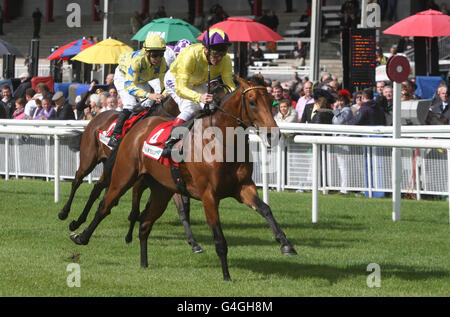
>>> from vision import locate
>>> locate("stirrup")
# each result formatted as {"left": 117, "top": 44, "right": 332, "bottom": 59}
{"left": 107, "top": 135, "right": 119, "bottom": 148}
{"left": 161, "top": 138, "right": 179, "bottom": 158}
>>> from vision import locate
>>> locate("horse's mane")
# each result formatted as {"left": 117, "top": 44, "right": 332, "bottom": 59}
{"left": 149, "top": 96, "right": 176, "bottom": 119}
{"left": 218, "top": 75, "right": 267, "bottom": 106}
{"left": 247, "top": 75, "right": 266, "bottom": 87}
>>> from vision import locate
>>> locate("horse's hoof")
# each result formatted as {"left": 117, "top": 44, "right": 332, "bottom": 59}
{"left": 58, "top": 210, "right": 68, "bottom": 220}
{"left": 192, "top": 245, "right": 203, "bottom": 253}
{"left": 69, "top": 221, "right": 79, "bottom": 231}
{"left": 125, "top": 235, "right": 132, "bottom": 244}
{"left": 281, "top": 245, "right": 297, "bottom": 255}
{"left": 70, "top": 233, "right": 88, "bottom": 245}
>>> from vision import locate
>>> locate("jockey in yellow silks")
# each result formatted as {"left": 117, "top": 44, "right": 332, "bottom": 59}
{"left": 162, "top": 28, "right": 235, "bottom": 157}
{"left": 108, "top": 34, "right": 167, "bottom": 149}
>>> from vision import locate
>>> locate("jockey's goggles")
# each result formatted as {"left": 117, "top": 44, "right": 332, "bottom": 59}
{"left": 210, "top": 49, "right": 227, "bottom": 57}
{"left": 148, "top": 50, "right": 164, "bottom": 58}
{"left": 208, "top": 44, "right": 229, "bottom": 57}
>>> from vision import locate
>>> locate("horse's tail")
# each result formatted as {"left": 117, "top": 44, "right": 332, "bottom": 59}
{"left": 68, "top": 130, "right": 83, "bottom": 152}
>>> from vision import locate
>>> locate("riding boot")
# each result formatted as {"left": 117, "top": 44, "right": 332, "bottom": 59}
{"left": 161, "top": 118, "right": 186, "bottom": 158}
{"left": 107, "top": 109, "right": 132, "bottom": 148}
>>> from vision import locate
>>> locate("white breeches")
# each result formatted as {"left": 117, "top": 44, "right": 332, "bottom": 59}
{"left": 114, "top": 67, "right": 153, "bottom": 111}
{"left": 164, "top": 70, "right": 207, "bottom": 122}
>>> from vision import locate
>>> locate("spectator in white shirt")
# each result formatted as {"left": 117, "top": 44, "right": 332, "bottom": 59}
{"left": 295, "top": 81, "right": 314, "bottom": 121}
{"left": 24, "top": 88, "right": 37, "bottom": 119}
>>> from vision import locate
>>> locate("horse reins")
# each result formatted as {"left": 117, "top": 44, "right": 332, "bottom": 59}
{"left": 214, "top": 85, "right": 266, "bottom": 129}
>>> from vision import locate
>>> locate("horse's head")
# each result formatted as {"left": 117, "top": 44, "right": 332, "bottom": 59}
{"left": 236, "top": 74, "right": 279, "bottom": 147}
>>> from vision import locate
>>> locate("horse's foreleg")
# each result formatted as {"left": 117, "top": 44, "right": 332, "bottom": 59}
{"left": 125, "top": 178, "right": 147, "bottom": 244}
{"left": 70, "top": 172, "right": 137, "bottom": 246}
{"left": 58, "top": 167, "right": 92, "bottom": 220}
{"left": 172, "top": 194, "right": 203, "bottom": 253}
{"left": 138, "top": 185, "right": 173, "bottom": 268}
{"left": 202, "top": 191, "right": 230, "bottom": 281}
{"left": 69, "top": 172, "right": 108, "bottom": 231}
{"left": 59, "top": 144, "right": 98, "bottom": 220}
{"left": 239, "top": 184, "right": 297, "bottom": 255}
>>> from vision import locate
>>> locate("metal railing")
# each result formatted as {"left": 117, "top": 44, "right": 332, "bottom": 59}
{"left": 1, "top": 120, "right": 450, "bottom": 225}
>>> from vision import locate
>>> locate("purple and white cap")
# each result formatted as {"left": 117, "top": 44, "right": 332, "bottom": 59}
{"left": 174, "top": 39, "right": 192, "bottom": 55}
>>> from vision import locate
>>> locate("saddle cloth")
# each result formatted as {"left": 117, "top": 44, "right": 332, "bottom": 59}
{"left": 98, "top": 110, "right": 147, "bottom": 148}
{"left": 142, "top": 121, "right": 181, "bottom": 168}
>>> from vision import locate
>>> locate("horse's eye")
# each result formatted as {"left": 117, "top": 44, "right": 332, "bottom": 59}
{"left": 249, "top": 100, "right": 257, "bottom": 108}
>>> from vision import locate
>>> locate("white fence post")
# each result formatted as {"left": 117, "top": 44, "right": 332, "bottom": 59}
{"left": 414, "top": 149, "right": 421, "bottom": 200}
{"left": 4, "top": 137, "right": 9, "bottom": 180}
{"left": 448, "top": 149, "right": 450, "bottom": 225}
{"left": 54, "top": 134, "right": 60, "bottom": 203}
{"left": 367, "top": 146, "right": 373, "bottom": 198}
{"left": 392, "top": 81, "right": 402, "bottom": 221}
{"left": 276, "top": 135, "right": 283, "bottom": 192}
{"left": 321, "top": 145, "right": 327, "bottom": 195}
{"left": 45, "top": 136, "right": 51, "bottom": 182}
{"left": 14, "top": 135, "right": 19, "bottom": 179}
{"left": 261, "top": 139, "right": 269, "bottom": 205}
{"left": 312, "top": 143, "right": 319, "bottom": 223}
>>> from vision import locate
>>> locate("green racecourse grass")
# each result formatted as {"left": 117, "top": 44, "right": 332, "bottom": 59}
{"left": 0, "top": 178, "right": 449, "bottom": 297}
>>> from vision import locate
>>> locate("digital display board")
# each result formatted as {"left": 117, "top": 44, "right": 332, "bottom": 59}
{"left": 350, "top": 28, "right": 376, "bottom": 90}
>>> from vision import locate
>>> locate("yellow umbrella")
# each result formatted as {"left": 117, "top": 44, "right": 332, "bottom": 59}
{"left": 71, "top": 38, "right": 133, "bottom": 64}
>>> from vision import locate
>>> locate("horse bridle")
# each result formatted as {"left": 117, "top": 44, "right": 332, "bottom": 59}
{"left": 240, "top": 85, "right": 267, "bottom": 128}
{"left": 214, "top": 85, "right": 267, "bottom": 129}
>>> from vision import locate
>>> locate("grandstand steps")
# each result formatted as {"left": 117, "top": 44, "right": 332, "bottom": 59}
{"left": 0, "top": 9, "right": 345, "bottom": 81}
{"left": 1, "top": 14, "right": 135, "bottom": 59}
{"left": 1, "top": 10, "right": 344, "bottom": 61}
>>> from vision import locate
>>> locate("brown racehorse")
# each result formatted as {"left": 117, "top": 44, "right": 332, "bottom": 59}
{"left": 59, "top": 99, "right": 202, "bottom": 252}
{"left": 70, "top": 75, "right": 297, "bottom": 281}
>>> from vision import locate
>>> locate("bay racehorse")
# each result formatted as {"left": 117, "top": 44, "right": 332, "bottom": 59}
{"left": 70, "top": 75, "right": 297, "bottom": 281}
{"left": 59, "top": 99, "right": 202, "bottom": 252}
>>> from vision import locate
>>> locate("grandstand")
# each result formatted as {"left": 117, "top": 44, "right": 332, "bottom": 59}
{"left": 0, "top": 2, "right": 445, "bottom": 84}
{"left": 0, "top": 7, "right": 347, "bottom": 83}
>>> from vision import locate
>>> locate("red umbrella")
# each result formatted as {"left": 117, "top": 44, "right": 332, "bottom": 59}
{"left": 383, "top": 9, "right": 450, "bottom": 37}
{"left": 46, "top": 38, "right": 94, "bottom": 61}
{"left": 383, "top": 9, "right": 450, "bottom": 75}
{"left": 197, "top": 17, "right": 284, "bottom": 42}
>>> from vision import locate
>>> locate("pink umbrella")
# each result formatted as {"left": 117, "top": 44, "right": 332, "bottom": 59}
{"left": 383, "top": 9, "right": 450, "bottom": 37}
{"left": 383, "top": 9, "right": 450, "bottom": 75}
{"left": 198, "top": 17, "right": 284, "bottom": 78}
{"left": 197, "top": 17, "right": 284, "bottom": 42}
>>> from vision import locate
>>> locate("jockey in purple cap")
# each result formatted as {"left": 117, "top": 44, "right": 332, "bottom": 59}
{"left": 161, "top": 28, "right": 236, "bottom": 157}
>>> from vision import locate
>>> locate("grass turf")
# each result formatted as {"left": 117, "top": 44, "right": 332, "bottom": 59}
{"left": 0, "top": 178, "right": 449, "bottom": 297}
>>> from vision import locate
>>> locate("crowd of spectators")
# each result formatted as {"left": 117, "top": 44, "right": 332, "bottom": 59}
{"left": 266, "top": 71, "right": 449, "bottom": 129}
{"left": 0, "top": 73, "right": 120, "bottom": 121}
{"left": 1, "top": 3, "right": 448, "bottom": 129}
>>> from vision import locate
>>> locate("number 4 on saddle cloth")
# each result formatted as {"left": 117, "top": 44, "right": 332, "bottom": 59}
{"left": 142, "top": 120, "right": 190, "bottom": 196}
{"left": 100, "top": 118, "right": 189, "bottom": 196}
{"left": 142, "top": 121, "right": 181, "bottom": 168}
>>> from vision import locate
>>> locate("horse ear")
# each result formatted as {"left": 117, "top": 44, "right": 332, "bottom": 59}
{"left": 257, "top": 72, "right": 264, "bottom": 80}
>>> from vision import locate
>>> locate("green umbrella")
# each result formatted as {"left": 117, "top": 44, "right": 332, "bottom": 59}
{"left": 132, "top": 17, "right": 202, "bottom": 43}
